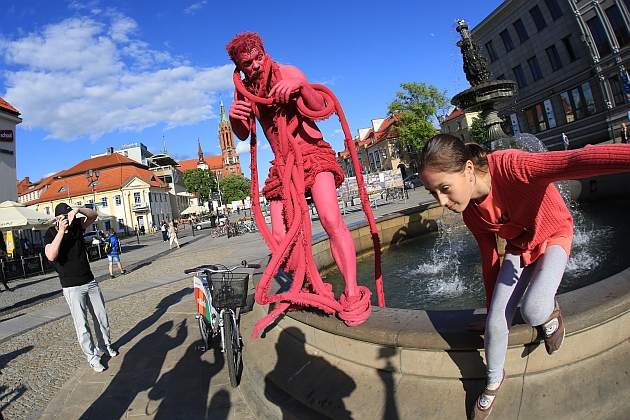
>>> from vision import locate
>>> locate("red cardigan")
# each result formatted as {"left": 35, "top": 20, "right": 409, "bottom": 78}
{"left": 462, "top": 144, "right": 630, "bottom": 306}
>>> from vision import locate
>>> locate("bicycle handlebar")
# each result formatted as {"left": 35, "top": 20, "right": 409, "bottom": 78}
{"left": 183, "top": 260, "right": 261, "bottom": 275}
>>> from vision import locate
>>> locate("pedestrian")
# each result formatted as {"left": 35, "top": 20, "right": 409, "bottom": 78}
{"left": 105, "top": 229, "right": 126, "bottom": 279}
{"left": 417, "top": 134, "right": 630, "bottom": 419}
{"left": 167, "top": 222, "right": 180, "bottom": 250}
{"left": 19, "top": 236, "right": 30, "bottom": 257}
{"left": 621, "top": 122, "right": 628, "bottom": 144}
{"left": 0, "top": 232, "right": 12, "bottom": 292}
{"left": 44, "top": 203, "right": 118, "bottom": 373}
{"left": 160, "top": 220, "right": 168, "bottom": 242}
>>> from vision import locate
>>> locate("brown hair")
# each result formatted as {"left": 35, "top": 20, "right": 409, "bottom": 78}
{"left": 418, "top": 134, "right": 489, "bottom": 174}
{"left": 108, "top": 228, "right": 116, "bottom": 236}
{"left": 226, "top": 32, "right": 265, "bottom": 64}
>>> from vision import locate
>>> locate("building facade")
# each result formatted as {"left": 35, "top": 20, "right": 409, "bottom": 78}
{"left": 22, "top": 152, "right": 170, "bottom": 235}
{"left": 472, "top": 0, "right": 630, "bottom": 150}
{"left": 439, "top": 108, "right": 480, "bottom": 143}
{"left": 338, "top": 117, "right": 419, "bottom": 179}
{"left": 0, "top": 97, "right": 22, "bottom": 203}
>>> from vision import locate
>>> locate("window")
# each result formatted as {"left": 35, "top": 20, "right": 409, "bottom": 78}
{"left": 87, "top": 199, "right": 94, "bottom": 205}
{"left": 500, "top": 30, "right": 514, "bottom": 52}
{"left": 45, "top": 207, "right": 50, "bottom": 215}
{"left": 563, "top": 35, "right": 580, "bottom": 61}
{"left": 560, "top": 82, "right": 597, "bottom": 122}
{"left": 118, "top": 219, "right": 125, "bottom": 230}
{"left": 525, "top": 103, "right": 548, "bottom": 133}
{"left": 546, "top": 45, "right": 563, "bottom": 71}
{"left": 485, "top": 41, "right": 498, "bottom": 61}
{"left": 134, "top": 192, "right": 141, "bottom": 203}
{"left": 626, "top": 0, "right": 630, "bottom": 13}
{"left": 496, "top": 74, "right": 506, "bottom": 80}
{"left": 608, "top": 75, "right": 626, "bottom": 106}
{"left": 605, "top": 5, "right": 630, "bottom": 47}
{"left": 587, "top": 17, "right": 612, "bottom": 57}
{"left": 75, "top": 201, "right": 82, "bottom": 206}
{"left": 528, "top": 56, "right": 544, "bottom": 81}
{"left": 115, "top": 195, "right": 122, "bottom": 205}
{"left": 105, "top": 221, "right": 111, "bottom": 231}
{"left": 513, "top": 65, "right": 527, "bottom": 88}
{"left": 545, "top": 0, "right": 563, "bottom": 20}
{"left": 513, "top": 19, "right": 529, "bottom": 42}
{"left": 59, "top": 186, "right": 68, "bottom": 193}
{"left": 530, "top": 6, "right": 547, "bottom": 31}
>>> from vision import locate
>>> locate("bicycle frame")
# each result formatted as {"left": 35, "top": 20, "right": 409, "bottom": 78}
{"left": 193, "top": 273, "right": 237, "bottom": 354}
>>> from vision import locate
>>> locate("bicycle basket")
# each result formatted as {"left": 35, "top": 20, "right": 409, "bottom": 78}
{"left": 209, "top": 271, "right": 249, "bottom": 308}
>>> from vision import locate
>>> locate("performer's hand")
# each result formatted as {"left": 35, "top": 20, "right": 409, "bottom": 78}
{"left": 229, "top": 100, "right": 252, "bottom": 121}
{"left": 67, "top": 208, "right": 80, "bottom": 226}
{"left": 269, "top": 79, "right": 303, "bottom": 104}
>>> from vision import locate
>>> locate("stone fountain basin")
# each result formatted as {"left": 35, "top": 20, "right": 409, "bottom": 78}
{"left": 240, "top": 174, "right": 630, "bottom": 420}
{"left": 451, "top": 79, "right": 517, "bottom": 112}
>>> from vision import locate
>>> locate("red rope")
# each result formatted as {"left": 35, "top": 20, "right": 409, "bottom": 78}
{"left": 233, "top": 60, "right": 384, "bottom": 338}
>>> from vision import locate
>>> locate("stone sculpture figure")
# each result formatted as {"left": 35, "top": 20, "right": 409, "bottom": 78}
{"left": 456, "top": 20, "right": 491, "bottom": 87}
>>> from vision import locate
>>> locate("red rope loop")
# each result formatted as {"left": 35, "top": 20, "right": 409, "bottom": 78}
{"left": 233, "top": 62, "right": 384, "bottom": 339}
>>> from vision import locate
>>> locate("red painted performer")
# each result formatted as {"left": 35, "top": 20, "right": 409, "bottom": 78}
{"left": 227, "top": 32, "right": 380, "bottom": 336}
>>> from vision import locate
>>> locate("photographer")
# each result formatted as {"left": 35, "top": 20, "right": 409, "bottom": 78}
{"left": 44, "top": 203, "right": 118, "bottom": 372}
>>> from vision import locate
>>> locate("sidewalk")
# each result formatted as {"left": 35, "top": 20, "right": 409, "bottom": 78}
{"left": 0, "top": 189, "right": 433, "bottom": 420}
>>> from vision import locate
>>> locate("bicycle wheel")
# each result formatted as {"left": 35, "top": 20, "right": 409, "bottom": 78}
{"left": 223, "top": 310, "right": 241, "bottom": 387}
{"left": 198, "top": 315, "right": 211, "bottom": 350}
{"left": 211, "top": 227, "right": 219, "bottom": 238}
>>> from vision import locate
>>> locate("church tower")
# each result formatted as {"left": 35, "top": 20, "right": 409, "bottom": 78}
{"left": 196, "top": 138, "right": 209, "bottom": 170}
{"left": 218, "top": 96, "right": 242, "bottom": 180}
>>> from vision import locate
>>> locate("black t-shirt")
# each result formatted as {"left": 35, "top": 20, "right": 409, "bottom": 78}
{"left": 44, "top": 218, "right": 94, "bottom": 288}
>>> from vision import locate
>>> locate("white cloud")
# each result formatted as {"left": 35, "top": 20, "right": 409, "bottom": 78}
{"left": 0, "top": 15, "right": 233, "bottom": 141}
{"left": 184, "top": 1, "right": 208, "bottom": 14}
{"left": 330, "top": 129, "right": 343, "bottom": 136}
{"left": 235, "top": 140, "right": 251, "bottom": 154}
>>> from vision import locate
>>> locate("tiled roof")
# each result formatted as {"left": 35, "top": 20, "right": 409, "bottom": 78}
{"left": 374, "top": 118, "right": 399, "bottom": 143}
{"left": 443, "top": 107, "right": 464, "bottom": 123}
{"left": 0, "top": 97, "right": 20, "bottom": 115}
{"left": 59, "top": 153, "right": 145, "bottom": 177}
{"left": 22, "top": 154, "right": 164, "bottom": 206}
{"left": 178, "top": 156, "right": 223, "bottom": 172}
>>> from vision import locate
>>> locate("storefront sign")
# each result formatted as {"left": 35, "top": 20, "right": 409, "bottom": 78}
{"left": 0, "top": 130, "right": 14, "bottom": 142}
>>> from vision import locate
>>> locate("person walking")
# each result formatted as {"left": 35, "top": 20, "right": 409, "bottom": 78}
{"left": 417, "top": 134, "right": 630, "bottom": 419}
{"left": 168, "top": 222, "right": 180, "bottom": 250}
{"left": 105, "top": 229, "right": 126, "bottom": 279}
{"left": 621, "top": 122, "right": 628, "bottom": 144}
{"left": 44, "top": 203, "right": 118, "bottom": 373}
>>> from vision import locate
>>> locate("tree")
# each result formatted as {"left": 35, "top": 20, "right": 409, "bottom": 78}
{"left": 387, "top": 82, "right": 450, "bottom": 151}
{"left": 183, "top": 168, "right": 217, "bottom": 204}
{"left": 219, "top": 174, "right": 251, "bottom": 204}
{"left": 470, "top": 116, "right": 486, "bottom": 144}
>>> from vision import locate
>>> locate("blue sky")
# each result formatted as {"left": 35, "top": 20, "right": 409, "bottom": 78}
{"left": 1, "top": 0, "right": 503, "bottom": 185}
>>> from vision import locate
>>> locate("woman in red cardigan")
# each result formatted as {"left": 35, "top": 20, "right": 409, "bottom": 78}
{"left": 418, "top": 134, "right": 630, "bottom": 420}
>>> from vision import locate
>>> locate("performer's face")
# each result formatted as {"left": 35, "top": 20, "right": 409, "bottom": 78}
{"left": 237, "top": 48, "right": 266, "bottom": 80}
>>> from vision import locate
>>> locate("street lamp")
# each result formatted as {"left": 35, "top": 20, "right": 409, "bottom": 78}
{"left": 85, "top": 169, "right": 100, "bottom": 209}
{"left": 57, "top": 176, "right": 70, "bottom": 203}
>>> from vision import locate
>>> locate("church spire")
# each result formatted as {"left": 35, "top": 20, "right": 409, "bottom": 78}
{"left": 197, "top": 138, "right": 204, "bottom": 163}
{"left": 219, "top": 94, "right": 229, "bottom": 124}
{"left": 163, "top": 133, "right": 168, "bottom": 154}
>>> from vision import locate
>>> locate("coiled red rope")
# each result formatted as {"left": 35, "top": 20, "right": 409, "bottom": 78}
{"left": 233, "top": 59, "right": 384, "bottom": 338}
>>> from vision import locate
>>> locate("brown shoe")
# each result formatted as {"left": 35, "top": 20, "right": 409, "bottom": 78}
{"left": 472, "top": 370, "right": 505, "bottom": 420}
{"left": 541, "top": 299, "right": 565, "bottom": 355}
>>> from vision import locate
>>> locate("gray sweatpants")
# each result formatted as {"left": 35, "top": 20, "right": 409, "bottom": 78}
{"left": 63, "top": 279, "right": 112, "bottom": 364}
{"left": 485, "top": 245, "right": 568, "bottom": 385}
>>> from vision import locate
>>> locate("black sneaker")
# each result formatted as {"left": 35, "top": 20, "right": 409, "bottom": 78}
{"left": 110, "top": 275, "right": 115, "bottom": 279}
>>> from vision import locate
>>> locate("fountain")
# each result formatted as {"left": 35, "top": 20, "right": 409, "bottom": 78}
{"left": 238, "top": 19, "right": 630, "bottom": 420}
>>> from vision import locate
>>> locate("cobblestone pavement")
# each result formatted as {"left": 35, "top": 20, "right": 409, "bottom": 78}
{"left": 0, "top": 190, "right": 433, "bottom": 419}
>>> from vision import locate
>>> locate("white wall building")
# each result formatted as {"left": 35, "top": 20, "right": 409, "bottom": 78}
{"left": 0, "top": 98, "right": 22, "bottom": 203}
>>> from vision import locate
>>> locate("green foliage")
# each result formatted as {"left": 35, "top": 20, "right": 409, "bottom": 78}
{"left": 387, "top": 82, "right": 450, "bottom": 151}
{"left": 219, "top": 174, "right": 251, "bottom": 204}
{"left": 470, "top": 116, "right": 486, "bottom": 144}
{"left": 183, "top": 168, "right": 217, "bottom": 203}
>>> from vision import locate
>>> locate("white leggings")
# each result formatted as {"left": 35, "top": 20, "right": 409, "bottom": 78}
{"left": 485, "top": 245, "right": 568, "bottom": 385}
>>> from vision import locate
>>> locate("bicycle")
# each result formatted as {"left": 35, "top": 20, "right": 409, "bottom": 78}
{"left": 184, "top": 260, "right": 261, "bottom": 387}
{"left": 210, "top": 223, "right": 228, "bottom": 238}
{"left": 385, "top": 187, "right": 408, "bottom": 201}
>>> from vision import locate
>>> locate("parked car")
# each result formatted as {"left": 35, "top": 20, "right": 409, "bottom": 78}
{"left": 193, "top": 214, "right": 228, "bottom": 230}
{"left": 403, "top": 174, "right": 423, "bottom": 190}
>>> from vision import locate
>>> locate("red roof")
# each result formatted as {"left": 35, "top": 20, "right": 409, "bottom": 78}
{"left": 22, "top": 154, "right": 165, "bottom": 206}
{"left": 178, "top": 156, "right": 223, "bottom": 172}
{"left": 0, "top": 97, "right": 20, "bottom": 115}
{"left": 443, "top": 107, "right": 464, "bottom": 123}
